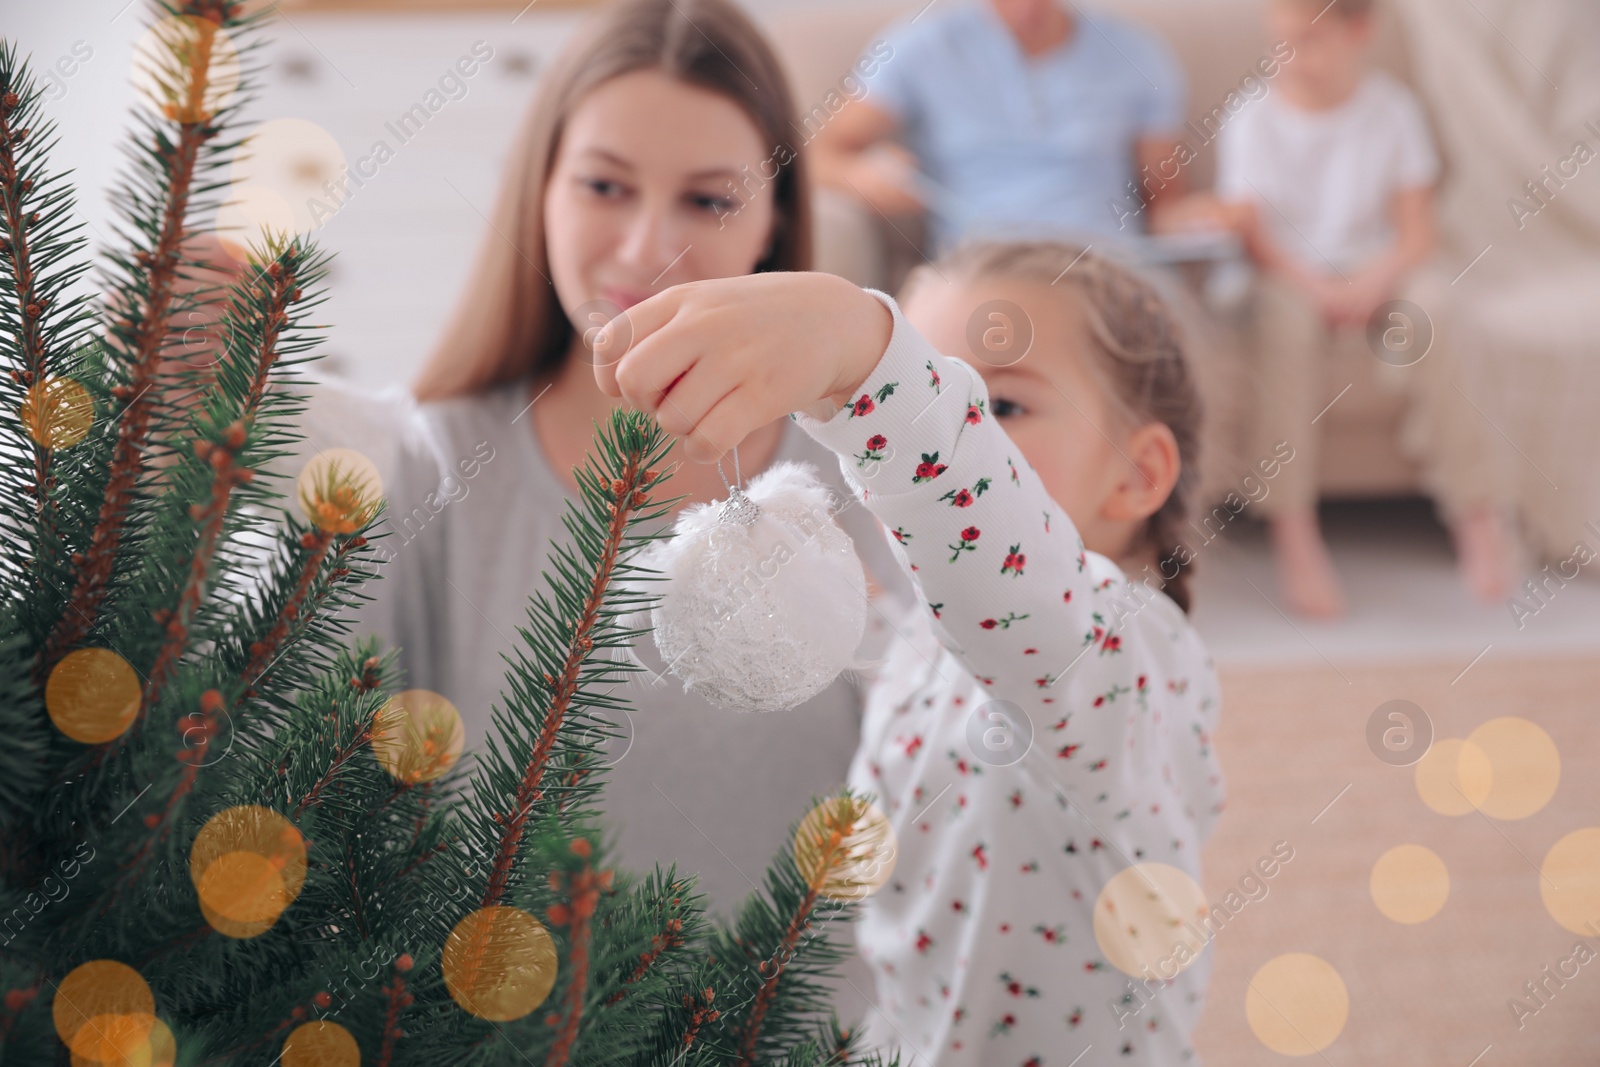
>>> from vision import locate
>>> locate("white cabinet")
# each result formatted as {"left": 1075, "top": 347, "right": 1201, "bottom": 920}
{"left": 249, "top": 12, "right": 585, "bottom": 387}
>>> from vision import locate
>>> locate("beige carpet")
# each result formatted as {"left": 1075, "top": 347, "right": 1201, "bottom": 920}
{"left": 1191, "top": 655, "right": 1600, "bottom": 1066}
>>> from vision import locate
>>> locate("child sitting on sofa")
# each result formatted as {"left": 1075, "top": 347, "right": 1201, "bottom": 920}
{"left": 1202, "top": 0, "right": 1512, "bottom": 616}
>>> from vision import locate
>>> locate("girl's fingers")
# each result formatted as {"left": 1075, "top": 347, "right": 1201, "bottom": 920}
{"left": 682, "top": 384, "right": 763, "bottom": 465}
{"left": 592, "top": 289, "right": 685, "bottom": 396}
{"left": 650, "top": 356, "right": 740, "bottom": 444}
{"left": 610, "top": 326, "right": 703, "bottom": 417}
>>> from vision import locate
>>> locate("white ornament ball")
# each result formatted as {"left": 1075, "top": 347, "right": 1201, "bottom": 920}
{"left": 637, "top": 460, "right": 868, "bottom": 713}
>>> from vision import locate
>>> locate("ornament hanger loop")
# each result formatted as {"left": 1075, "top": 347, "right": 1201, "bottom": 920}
{"left": 715, "top": 446, "right": 745, "bottom": 494}
{"left": 716, "top": 445, "right": 760, "bottom": 526}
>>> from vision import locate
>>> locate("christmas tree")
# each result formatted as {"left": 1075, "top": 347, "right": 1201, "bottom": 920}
{"left": 0, "top": 3, "right": 897, "bottom": 1064}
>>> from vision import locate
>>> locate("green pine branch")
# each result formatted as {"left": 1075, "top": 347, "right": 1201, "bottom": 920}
{"left": 0, "top": 3, "right": 895, "bottom": 1062}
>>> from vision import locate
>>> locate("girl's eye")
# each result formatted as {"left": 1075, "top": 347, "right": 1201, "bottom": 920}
{"left": 992, "top": 397, "right": 1026, "bottom": 419}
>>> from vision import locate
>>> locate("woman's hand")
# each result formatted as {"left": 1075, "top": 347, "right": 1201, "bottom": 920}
{"left": 592, "top": 272, "right": 893, "bottom": 463}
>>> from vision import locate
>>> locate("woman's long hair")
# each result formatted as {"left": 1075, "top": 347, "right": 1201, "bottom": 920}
{"left": 411, "top": 0, "right": 812, "bottom": 401}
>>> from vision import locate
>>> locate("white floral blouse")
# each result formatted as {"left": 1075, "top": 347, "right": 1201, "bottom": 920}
{"left": 796, "top": 290, "right": 1227, "bottom": 1066}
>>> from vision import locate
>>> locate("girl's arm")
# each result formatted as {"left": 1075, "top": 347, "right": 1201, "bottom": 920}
{"left": 592, "top": 274, "right": 1134, "bottom": 711}
{"left": 794, "top": 291, "right": 1132, "bottom": 713}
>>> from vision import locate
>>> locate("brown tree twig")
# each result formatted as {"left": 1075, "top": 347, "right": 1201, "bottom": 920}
{"left": 0, "top": 89, "right": 57, "bottom": 529}
{"left": 141, "top": 425, "right": 251, "bottom": 712}
{"left": 732, "top": 801, "right": 860, "bottom": 1067}
{"left": 478, "top": 464, "right": 655, "bottom": 910}
{"left": 377, "top": 955, "right": 414, "bottom": 1067}
{"left": 542, "top": 841, "right": 608, "bottom": 1067}
{"left": 40, "top": 1, "right": 234, "bottom": 673}
{"left": 239, "top": 528, "right": 342, "bottom": 699}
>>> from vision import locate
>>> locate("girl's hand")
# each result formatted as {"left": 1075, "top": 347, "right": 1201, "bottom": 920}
{"left": 592, "top": 272, "right": 893, "bottom": 463}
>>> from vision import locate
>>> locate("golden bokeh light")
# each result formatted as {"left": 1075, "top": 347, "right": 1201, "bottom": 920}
{"left": 215, "top": 183, "right": 297, "bottom": 265}
{"left": 1540, "top": 827, "right": 1600, "bottom": 936}
{"left": 196, "top": 850, "right": 291, "bottom": 938}
{"left": 372, "top": 689, "right": 465, "bottom": 784}
{"left": 1093, "top": 862, "right": 1212, "bottom": 978}
{"left": 793, "top": 797, "right": 897, "bottom": 902}
{"left": 282, "top": 1020, "right": 360, "bottom": 1067}
{"left": 20, "top": 376, "right": 94, "bottom": 449}
{"left": 45, "top": 647, "right": 141, "bottom": 745}
{"left": 1464, "top": 716, "right": 1559, "bottom": 820}
{"left": 297, "top": 448, "right": 383, "bottom": 534}
{"left": 1413, "top": 737, "right": 1492, "bottom": 815}
{"left": 229, "top": 118, "right": 347, "bottom": 235}
{"left": 1245, "top": 953, "right": 1349, "bottom": 1055}
{"left": 442, "top": 906, "right": 559, "bottom": 1022}
{"left": 1370, "top": 844, "right": 1450, "bottom": 924}
{"left": 52, "top": 961, "right": 154, "bottom": 1060}
{"left": 69, "top": 1015, "right": 175, "bottom": 1067}
{"left": 189, "top": 806, "right": 307, "bottom": 939}
{"left": 131, "top": 15, "right": 241, "bottom": 122}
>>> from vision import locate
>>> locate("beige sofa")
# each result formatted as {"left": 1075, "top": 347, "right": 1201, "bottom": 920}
{"left": 771, "top": 0, "right": 1425, "bottom": 504}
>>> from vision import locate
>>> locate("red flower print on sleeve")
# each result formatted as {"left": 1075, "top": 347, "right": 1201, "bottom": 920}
{"left": 965, "top": 399, "right": 984, "bottom": 424}
{"left": 926, "top": 360, "right": 941, "bottom": 391}
{"left": 937, "top": 476, "right": 990, "bottom": 508}
{"left": 948, "top": 526, "right": 980, "bottom": 562}
{"left": 854, "top": 433, "right": 889, "bottom": 468}
{"left": 941, "top": 487, "right": 974, "bottom": 507}
{"left": 1001, "top": 544, "right": 1026, "bottom": 577}
{"left": 913, "top": 452, "right": 948, "bottom": 484}
{"left": 848, "top": 380, "right": 899, "bottom": 418}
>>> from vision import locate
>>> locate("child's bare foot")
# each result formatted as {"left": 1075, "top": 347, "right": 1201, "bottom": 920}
{"left": 1453, "top": 505, "right": 1515, "bottom": 603}
{"left": 1269, "top": 510, "right": 1345, "bottom": 619}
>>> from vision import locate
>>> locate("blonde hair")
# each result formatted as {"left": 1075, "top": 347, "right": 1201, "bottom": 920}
{"left": 902, "top": 241, "right": 1204, "bottom": 613}
{"left": 411, "top": 0, "right": 811, "bottom": 402}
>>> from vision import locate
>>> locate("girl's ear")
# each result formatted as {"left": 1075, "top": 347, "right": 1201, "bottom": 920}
{"left": 1103, "top": 421, "right": 1181, "bottom": 525}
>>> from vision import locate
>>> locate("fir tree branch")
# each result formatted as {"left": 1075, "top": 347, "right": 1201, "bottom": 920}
{"left": 479, "top": 428, "right": 663, "bottom": 910}
{"left": 114, "top": 687, "right": 226, "bottom": 899}
{"left": 543, "top": 839, "right": 607, "bottom": 1067}
{"left": 378, "top": 955, "right": 415, "bottom": 1067}
{"left": 40, "top": 0, "right": 238, "bottom": 671}
{"left": 0, "top": 45, "right": 98, "bottom": 660}
{"left": 237, "top": 254, "right": 299, "bottom": 413}
{"left": 0, "top": 84, "right": 55, "bottom": 525}
{"left": 732, "top": 801, "right": 862, "bottom": 1067}
{"left": 606, "top": 912, "right": 686, "bottom": 1005}
{"left": 141, "top": 425, "right": 252, "bottom": 711}
{"left": 239, "top": 527, "right": 342, "bottom": 698}
{"left": 680, "top": 987, "right": 720, "bottom": 1053}
{"left": 290, "top": 713, "right": 376, "bottom": 820}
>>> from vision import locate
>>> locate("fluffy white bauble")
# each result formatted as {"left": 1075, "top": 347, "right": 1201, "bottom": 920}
{"left": 635, "top": 461, "right": 868, "bottom": 712}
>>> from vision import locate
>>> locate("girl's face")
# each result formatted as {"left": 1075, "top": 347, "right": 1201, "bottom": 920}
{"left": 544, "top": 69, "right": 778, "bottom": 332}
{"left": 901, "top": 277, "right": 1179, "bottom": 561}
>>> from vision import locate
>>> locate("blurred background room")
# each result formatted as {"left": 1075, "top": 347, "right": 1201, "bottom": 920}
{"left": 12, "top": 0, "right": 1600, "bottom": 1062}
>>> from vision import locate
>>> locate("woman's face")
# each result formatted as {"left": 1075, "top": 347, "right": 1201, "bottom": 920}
{"left": 544, "top": 69, "right": 779, "bottom": 337}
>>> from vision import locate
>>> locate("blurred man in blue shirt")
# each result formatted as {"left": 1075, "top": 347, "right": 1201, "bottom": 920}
{"left": 812, "top": 0, "right": 1191, "bottom": 251}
